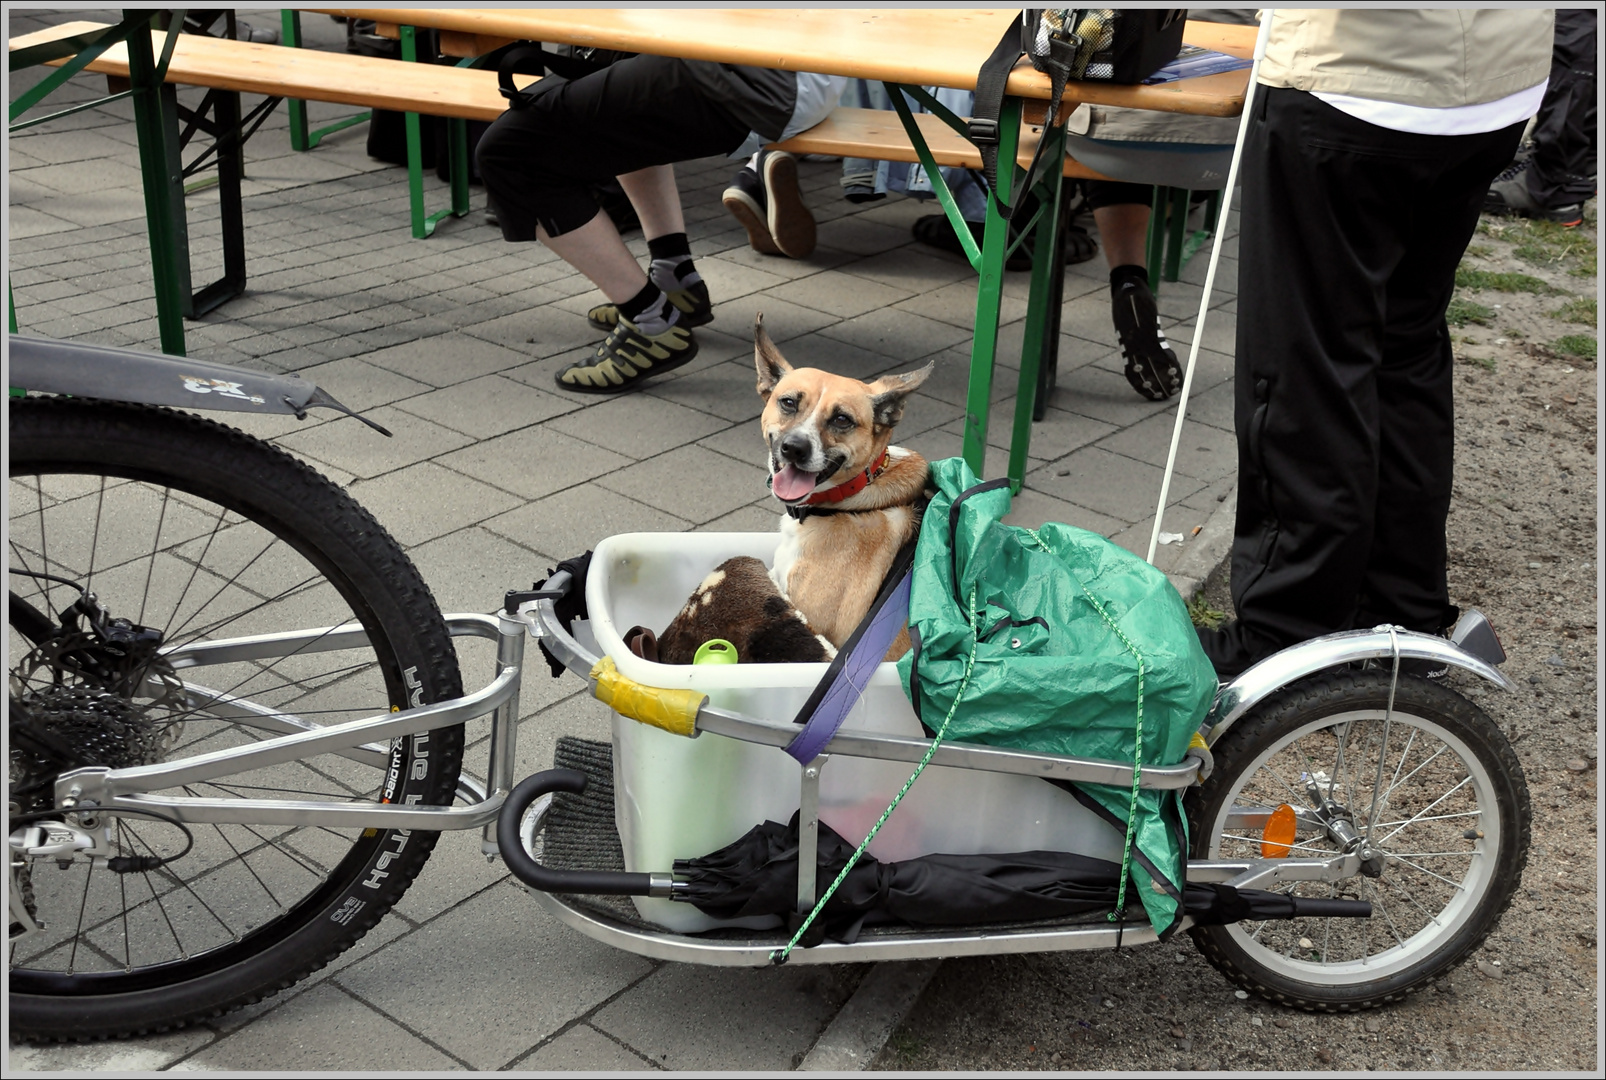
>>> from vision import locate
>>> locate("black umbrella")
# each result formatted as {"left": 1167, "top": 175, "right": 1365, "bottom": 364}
{"left": 673, "top": 815, "right": 1370, "bottom": 944}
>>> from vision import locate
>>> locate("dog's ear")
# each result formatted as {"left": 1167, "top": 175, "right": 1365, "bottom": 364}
{"left": 866, "top": 361, "right": 934, "bottom": 428}
{"left": 754, "top": 313, "right": 793, "bottom": 399}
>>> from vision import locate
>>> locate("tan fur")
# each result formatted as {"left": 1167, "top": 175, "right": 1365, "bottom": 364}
{"left": 754, "top": 315, "right": 933, "bottom": 659}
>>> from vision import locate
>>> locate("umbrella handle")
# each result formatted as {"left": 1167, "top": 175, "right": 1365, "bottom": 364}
{"left": 496, "top": 769, "right": 680, "bottom": 897}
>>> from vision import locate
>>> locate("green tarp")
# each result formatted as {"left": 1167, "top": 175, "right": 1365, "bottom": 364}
{"left": 896, "top": 458, "right": 1219, "bottom": 935}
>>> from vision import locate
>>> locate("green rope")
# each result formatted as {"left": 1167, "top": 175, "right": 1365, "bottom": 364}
{"left": 771, "top": 584, "right": 981, "bottom": 964}
{"left": 1075, "top": 583, "right": 1146, "bottom": 923}
{"left": 1022, "top": 527, "right": 1148, "bottom": 924}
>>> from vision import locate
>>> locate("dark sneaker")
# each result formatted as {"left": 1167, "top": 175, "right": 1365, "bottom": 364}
{"left": 1112, "top": 275, "right": 1182, "bottom": 401}
{"left": 723, "top": 163, "right": 782, "bottom": 255}
{"left": 1485, "top": 173, "right": 1584, "bottom": 227}
{"left": 555, "top": 318, "right": 699, "bottom": 394}
{"left": 588, "top": 280, "right": 714, "bottom": 332}
{"left": 724, "top": 151, "right": 816, "bottom": 258}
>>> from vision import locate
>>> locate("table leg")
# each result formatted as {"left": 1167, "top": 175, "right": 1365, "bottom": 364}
{"left": 1007, "top": 124, "right": 1067, "bottom": 491}
{"left": 126, "top": 9, "right": 188, "bottom": 355}
{"left": 961, "top": 98, "right": 1022, "bottom": 479}
{"left": 1163, "top": 186, "right": 1188, "bottom": 282}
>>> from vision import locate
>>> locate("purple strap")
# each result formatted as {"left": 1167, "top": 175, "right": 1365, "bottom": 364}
{"left": 785, "top": 570, "right": 912, "bottom": 764}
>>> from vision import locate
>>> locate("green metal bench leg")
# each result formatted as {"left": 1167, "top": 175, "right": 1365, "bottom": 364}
{"left": 126, "top": 10, "right": 188, "bottom": 355}
{"left": 960, "top": 98, "right": 1022, "bottom": 479}
{"left": 1007, "top": 124, "right": 1068, "bottom": 491}
{"left": 401, "top": 26, "right": 468, "bottom": 238}
{"left": 1145, "top": 185, "right": 1167, "bottom": 294}
{"left": 1163, "top": 186, "right": 1188, "bottom": 283}
{"left": 282, "top": 10, "right": 370, "bottom": 151}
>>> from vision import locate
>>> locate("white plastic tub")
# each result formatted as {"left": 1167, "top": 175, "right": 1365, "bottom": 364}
{"left": 585, "top": 532, "right": 1126, "bottom": 932}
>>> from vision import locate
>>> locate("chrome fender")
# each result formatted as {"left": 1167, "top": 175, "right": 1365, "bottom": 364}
{"left": 1205, "top": 624, "right": 1514, "bottom": 745}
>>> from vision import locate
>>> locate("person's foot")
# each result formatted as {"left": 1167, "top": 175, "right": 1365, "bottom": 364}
{"left": 723, "top": 151, "right": 816, "bottom": 258}
{"left": 1111, "top": 269, "right": 1182, "bottom": 401}
{"left": 587, "top": 280, "right": 714, "bottom": 332}
{"left": 1484, "top": 169, "right": 1585, "bottom": 227}
{"left": 554, "top": 318, "right": 699, "bottom": 394}
{"left": 1195, "top": 621, "right": 1268, "bottom": 680}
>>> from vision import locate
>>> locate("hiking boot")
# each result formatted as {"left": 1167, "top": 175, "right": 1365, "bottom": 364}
{"left": 1484, "top": 171, "right": 1585, "bottom": 227}
{"left": 1112, "top": 274, "right": 1182, "bottom": 401}
{"left": 723, "top": 151, "right": 816, "bottom": 258}
{"left": 587, "top": 280, "right": 714, "bottom": 332}
{"left": 555, "top": 318, "right": 698, "bottom": 394}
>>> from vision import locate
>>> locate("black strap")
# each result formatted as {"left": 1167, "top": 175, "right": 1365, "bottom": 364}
{"left": 969, "top": 14, "right": 1078, "bottom": 222}
{"left": 492, "top": 42, "right": 615, "bottom": 107}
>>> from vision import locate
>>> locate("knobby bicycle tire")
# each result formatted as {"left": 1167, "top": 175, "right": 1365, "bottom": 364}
{"left": 8, "top": 397, "right": 465, "bottom": 1040}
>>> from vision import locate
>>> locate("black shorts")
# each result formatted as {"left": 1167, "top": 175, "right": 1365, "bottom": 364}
{"left": 475, "top": 54, "right": 752, "bottom": 239}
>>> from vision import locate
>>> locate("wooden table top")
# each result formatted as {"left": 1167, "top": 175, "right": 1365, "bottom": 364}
{"left": 309, "top": 9, "right": 1254, "bottom": 116}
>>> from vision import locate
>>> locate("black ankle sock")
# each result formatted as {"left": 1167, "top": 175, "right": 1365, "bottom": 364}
{"left": 1110, "top": 263, "right": 1148, "bottom": 290}
{"left": 616, "top": 280, "right": 665, "bottom": 323}
{"left": 646, "top": 232, "right": 692, "bottom": 262}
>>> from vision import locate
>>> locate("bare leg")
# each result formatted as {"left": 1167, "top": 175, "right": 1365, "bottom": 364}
{"left": 1094, "top": 203, "right": 1151, "bottom": 268}
{"left": 617, "top": 164, "right": 686, "bottom": 242}
{"left": 537, "top": 211, "right": 647, "bottom": 303}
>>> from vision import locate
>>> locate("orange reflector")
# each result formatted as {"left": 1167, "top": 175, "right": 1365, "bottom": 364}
{"left": 1262, "top": 803, "right": 1297, "bottom": 859}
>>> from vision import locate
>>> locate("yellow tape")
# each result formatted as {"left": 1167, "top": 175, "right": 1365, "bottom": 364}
{"left": 589, "top": 656, "right": 705, "bottom": 738}
{"left": 1189, "top": 731, "right": 1209, "bottom": 752}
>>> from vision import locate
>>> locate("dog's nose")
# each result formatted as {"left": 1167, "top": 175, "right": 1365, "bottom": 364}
{"left": 780, "top": 432, "right": 814, "bottom": 466}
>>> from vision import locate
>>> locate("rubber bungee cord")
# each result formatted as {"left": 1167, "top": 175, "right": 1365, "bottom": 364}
{"left": 770, "top": 584, "right": 981, "bottom": 965}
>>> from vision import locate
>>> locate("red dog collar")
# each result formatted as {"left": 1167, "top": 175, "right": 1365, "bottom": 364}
{"left": 804, "top": 450, "right": 890, "bottom": 505}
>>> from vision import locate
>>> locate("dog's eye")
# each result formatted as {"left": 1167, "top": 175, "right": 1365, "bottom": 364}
{"left": 778, "top": 396, "right": 799, "bottom": 414}
{"left": 830, "top": 412, "right": 856, "bottom": 431}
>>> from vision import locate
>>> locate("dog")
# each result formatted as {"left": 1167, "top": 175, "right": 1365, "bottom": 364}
{"left": 649, "top": 316, "right": 933, "bottom": 665}
{"left": 754, "top": 315, "right": 932, "bottom": 659}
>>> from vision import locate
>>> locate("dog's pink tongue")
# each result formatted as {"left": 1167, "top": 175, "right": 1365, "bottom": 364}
{"left": 772, "top": 464, "right": 818, "bottom": 501}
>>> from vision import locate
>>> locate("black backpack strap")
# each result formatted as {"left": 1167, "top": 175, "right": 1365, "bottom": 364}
{"left": 491, "top": 42, "right": 615, "bottom": 108}
{"left": 969, "top": 15, "right": 1026, "bottom": 216}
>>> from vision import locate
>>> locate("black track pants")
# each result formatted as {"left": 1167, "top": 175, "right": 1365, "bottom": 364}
{"left": 1526, "top": 8, "right": 1597, "bottom": 208}
{"left": 475, "top": 54, "right": 750, "bottom": 240}
{"left": 1228, "top": 88, "right": 1523, "bottom": 655}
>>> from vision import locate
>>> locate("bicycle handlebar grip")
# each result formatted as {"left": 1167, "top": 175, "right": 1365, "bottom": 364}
{"left": 496, "top": 769, "right": 658, "bottom": 896}
{"left": 1287, "top": 897, "right": 1373, "bottom": 919}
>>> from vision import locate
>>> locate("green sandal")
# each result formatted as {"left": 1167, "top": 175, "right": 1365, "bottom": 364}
{"left": 556, "top": 318, "right": 700, "bottom": 394}
{"left": 588, "top": 280, "right": 714, "bottom": 332}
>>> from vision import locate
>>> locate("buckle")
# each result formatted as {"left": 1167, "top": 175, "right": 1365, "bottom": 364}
{"left": 967, "top": 118, "right": 1000, "bottom": 145}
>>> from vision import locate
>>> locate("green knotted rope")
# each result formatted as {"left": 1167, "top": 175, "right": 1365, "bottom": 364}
{"left": 770, "top": 584, "right": 981, "bottom": 965}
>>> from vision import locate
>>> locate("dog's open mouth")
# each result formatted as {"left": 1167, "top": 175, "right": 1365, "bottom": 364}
{"left": 771, "top": 463, "right": 819, "bottom": 502}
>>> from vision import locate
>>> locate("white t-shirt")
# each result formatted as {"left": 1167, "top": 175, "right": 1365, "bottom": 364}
{"left": 1312, "top": 80, "right": 1548, "bottom": 137}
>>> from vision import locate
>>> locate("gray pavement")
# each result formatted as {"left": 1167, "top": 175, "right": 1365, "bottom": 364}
{"left": 7, "top": 8, "right": 1240, "bottom": 1071}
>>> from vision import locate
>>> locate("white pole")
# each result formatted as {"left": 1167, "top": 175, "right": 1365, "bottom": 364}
{"left": 1146, "top": 9, "right": 1276, "bottom": 565}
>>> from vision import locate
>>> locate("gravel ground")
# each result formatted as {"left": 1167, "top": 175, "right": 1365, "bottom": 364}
{"left": 873, "top": 207, "right": 1599, "bottom": 1072}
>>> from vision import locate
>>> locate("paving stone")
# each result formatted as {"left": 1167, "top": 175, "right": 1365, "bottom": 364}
{"left": 391, "top": 374, "right": 576, "bottom": 437}
{"left": 763, "top": 333, "right": 908, "bottom": 383}
{"left": 461, "top": 298, "right": 589, "bottom": 357}
{"left": 281, "top": 355, "right": 435, "bottom": 409}
{"left": 699, "top": 500, "right": 784, "bottom": 532}
{"left": 766, "top": 270, "right": 915, "bottom": 319}
{"left": 335, "top": 883, "right": 653, "bottom": 1070}
{"left": 436, "top": 424, "right": 633, "bottom": 502}
{"left": 913, "top": 345, "right": 1020, "bottom": 408}
{"left": 817, "top": 307, "right": 972, "bottom": 364}
{"left": 519, "top": 1024, "right": 655, "bottom": 1071}
{"left": 598, "top": 444, "right": 769, "bottom": 523}
{"left": 892, "top": 276, "right": 1029, "bottom": 329}
{"left": 1183, "top": 378, "right": 1237, "bottom": 431}
{"left": 1004, "top": 486, "right": 1127, "bottom": 537}
{"left": 1095, "top": 412, "right": 1237, "bottom": 483}
{"left": 590, "top": 963, "right": 851, "bottom": 1072}
{"left": 348, "top": 461, "right": 524, "bottom": 546}
{"left": 174, "top": 982, "right": 460, "bottom": 1071}
{"left": 1027, "top": 446, "right": 1204, "bottom": 523}
{"left": 690, "top": 253, "right": 793, "bottom": 301}
{"left": 837, "top": 246, "right": 975, "bottom": 292}
{"left": 546, "top": 392, "right": 731, "bottom": 460}
{"left": 815, "top": 215, "right": 919, "bottom": 257}
{"left": 485, "top": 484, "right": 692, "bottom": 564}
{"left": 639, "top": 358, "right": 768, "bottom": 423}
{"left": 10, "top": 1027, "right": 215, "bottom": 1072}
{"left": 405, "top": 525, "right": 563, "bottom": 617}
{"left": 1043, "top": 362, "right": 1176, "bottom": 427}
{"left": 703, "top": 292, "right": 844, "bottom": 343}
{"left": 275, "top": 405, "right": 473, "bottom": 480}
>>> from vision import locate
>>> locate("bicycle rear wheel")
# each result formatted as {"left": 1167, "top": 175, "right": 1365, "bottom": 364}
{"left": 8, "top": 397, "right": 465, "bottom": 1040}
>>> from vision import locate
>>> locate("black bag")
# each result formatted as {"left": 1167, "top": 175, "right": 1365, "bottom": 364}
{"left": 971, "top": 9, "right": 1188, "bottom": 218}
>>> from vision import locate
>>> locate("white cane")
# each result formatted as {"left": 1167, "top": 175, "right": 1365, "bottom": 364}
{"left": 1145, "top": 10, "right": 1275, "bottom": 565}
